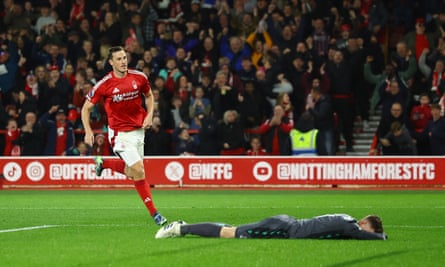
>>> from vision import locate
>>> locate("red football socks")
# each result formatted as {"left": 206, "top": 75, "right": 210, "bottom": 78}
{"left": 102, "top": 158, "right": 126, "bottom": 174}
{"left": 134, "top": 179, "right": 157, "bottom": 216}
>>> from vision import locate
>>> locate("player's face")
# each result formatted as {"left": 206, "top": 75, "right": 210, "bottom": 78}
{"left": 358, "top": 218, "right": 375, "bottom": 233}
{"left": 109, "top": 50, "right": 128, "bottom": 77}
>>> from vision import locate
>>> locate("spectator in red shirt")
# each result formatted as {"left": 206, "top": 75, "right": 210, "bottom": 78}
{"left": 258, "top": 105, "right": 294, "bottom": 155}
{"left": 246, "top": 135, "right": 268, "bottom": 156}
{"left": 410, "top": 93, "right": 432, "bottom": 155}
{"left": 3, "top": 118, "right": 20, "bottom": 156}
{"left": 39, "top": 106, "right": 75, "bottom": 156}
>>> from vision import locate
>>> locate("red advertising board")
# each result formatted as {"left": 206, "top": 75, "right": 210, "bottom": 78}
{"left": 1, "top": 156, "right": 444, "bottom": 189}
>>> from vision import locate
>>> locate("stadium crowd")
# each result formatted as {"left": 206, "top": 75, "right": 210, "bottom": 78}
{"left": 1, "top": 0, "right": 445, "bottom": 157}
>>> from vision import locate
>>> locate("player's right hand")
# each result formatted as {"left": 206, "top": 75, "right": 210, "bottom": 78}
{"left": 84, "top": 132, "right": 94, "bottom": 147}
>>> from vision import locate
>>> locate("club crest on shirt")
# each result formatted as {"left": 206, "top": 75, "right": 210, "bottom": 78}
{"left": 132, "top": 80, "right": 137, "bottom": 90}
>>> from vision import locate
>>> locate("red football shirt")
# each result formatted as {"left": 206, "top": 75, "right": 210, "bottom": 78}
{"left": 87, "top": 70, "right": 150, "bottom": 132}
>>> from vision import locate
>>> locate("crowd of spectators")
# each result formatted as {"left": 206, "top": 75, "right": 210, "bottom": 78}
{"left": 1, "top": 0, "right": 445, "bottom": 157}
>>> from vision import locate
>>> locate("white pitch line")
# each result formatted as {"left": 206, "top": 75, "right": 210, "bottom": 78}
{"left": 0, "top": 225, "right": 59, "bottom": 233}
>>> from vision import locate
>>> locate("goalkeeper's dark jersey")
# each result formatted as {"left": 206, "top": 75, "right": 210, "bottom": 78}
{"left": 235, "top": 214, "right": 386, "bottom": 240}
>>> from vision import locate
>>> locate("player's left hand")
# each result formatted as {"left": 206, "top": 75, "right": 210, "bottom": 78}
{"left": 142, "top": 115, "right": 153, "bottom": 129}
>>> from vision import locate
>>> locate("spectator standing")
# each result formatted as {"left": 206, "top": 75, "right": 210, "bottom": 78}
{"left": 306, "top": 86, "right": 336, "bottom": 156}
{"left": 34, "top": 3, "right": 56, "bottom": 35}
{"left": 403, "top": 18, "right": 435, "bottom": 62}
{"left": 144, "top": 116, "right": 172, "bottom": 155}
{"left": 18, "top": 111, "right": 44, "bottom": 156}
{"left": 421, "top": 103, "right": 445, "bottom": 155}
{"left": 212, "top": 70, "right": 238, "bottom": 121}
{"left": 217, "top": 110, "right": 246, "bottom": 155}
{"left": 219, "top": 35, "right": 251, "bottom": 73}
{"left": 194, "top": 113, "right": 219, "bottom": 155}
{"left": 195, "top": 35, "right": 219, "bottom": 78}
{"left": 189, "top": 86, "right": 211, "bottom": 128}
{"left": 364, "top": 55, "right": 414, "bottom": 115}
{"left": 39, "top": 106, "right": 75, "bottom": 156}
{"left": 290, "top": 112, "right": 318, "bottom": 156}
{"left": 158, "top": 28, "right": 199, "bottom": 59}
{"left": 310, "top": 18, "right": 330, "bottom": 65}
{"left": 38, "top": 65, "right": 71, "bottom": 114}
{"left": 98, "top": 11, "right": 123, "bottom": 47}
{"left": 378, "top": 77, "right": 410, "bottom": 120}
{"left": 326, "top": 49, "right": 355, "bottom": 152}
{"left": 418, "top": 49, "right": 445, "bottom": 103}
{"left": 409, "top": 93, "right": 433, "bottom": 155}
{"left": 237, "top": 80, "right": 267, "bottom": 129}
{"left": 410, "top": 93, "right": 432, "bottom": 134}
{"left": 0, "top": 41, "right": 20, "bottom": 106}
{"left": 3, "top": 118, "right": 20, "bottom": 156}
{"left": 258, "top": 105, "right": 293, "bottom": 155}
{"left": 169, "top": 95, "right": 190, "bottom": 129}
{"left": 158, "top": 57, "right": 182, "bottom": 95}
{"left": 15, "top": 90, "right": 38, "bottom": 128}
{"left": 141, "top": 0, "right": 159, "bottom": 47}
{"left": 245, "top": 21, "right": 273, "bottom": 70}
{"left": 151, "top": 86, "right": 171, "bottom": 129}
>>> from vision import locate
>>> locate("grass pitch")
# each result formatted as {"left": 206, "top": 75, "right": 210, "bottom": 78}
{"left": 0, "top": 190, "right": 444, "bottom": 267}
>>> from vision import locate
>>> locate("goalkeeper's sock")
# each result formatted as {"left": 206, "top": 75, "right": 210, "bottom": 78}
{"left": 134, "top": 179, "right": 157, "bottom": 216}
{"left": 181, "top": 223, "right": 223, "bottom": 237}
{"left": 103, "top": 158, "right": 126, "bottom": 174}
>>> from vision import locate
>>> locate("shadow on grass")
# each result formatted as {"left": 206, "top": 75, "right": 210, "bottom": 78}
{"left": 326, "top": 249, "right": 410, "bottom": 267}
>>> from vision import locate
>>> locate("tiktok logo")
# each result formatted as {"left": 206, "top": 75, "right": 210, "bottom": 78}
{"left": 3, "top": 162, "right": 22, "bottom": 182}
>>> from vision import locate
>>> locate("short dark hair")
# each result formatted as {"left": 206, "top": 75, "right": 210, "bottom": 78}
{"left": 431, "top": 103, "right": 441, "bottom": 110}
{"left": 107, "top": 46, "right": 125, "bottom": 61}
{"left": 365, "top": 215, "right": 384, "bottom": 233}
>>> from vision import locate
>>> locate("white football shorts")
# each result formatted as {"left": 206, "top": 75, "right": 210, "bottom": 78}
{"left": 109, "top": 128, "right": 145, "bottom": 167}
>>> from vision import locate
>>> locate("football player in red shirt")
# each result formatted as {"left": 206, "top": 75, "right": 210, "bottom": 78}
{"left": 81, "top": 46, "right": 167, "bottom": 226}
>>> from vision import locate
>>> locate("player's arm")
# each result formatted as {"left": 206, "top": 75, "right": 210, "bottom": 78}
{"left": 142, "top": 89, "right": 154, "bottom": 129}
{"left": 348, "top": 227, "right": 387, "bottom": 240}
{"left": 81, "top": 99, "right": 95, "bottom": 146}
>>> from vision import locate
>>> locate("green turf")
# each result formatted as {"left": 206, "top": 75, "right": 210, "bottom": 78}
{"left": 0, "top": 190, "right": 444, "bottom": 267}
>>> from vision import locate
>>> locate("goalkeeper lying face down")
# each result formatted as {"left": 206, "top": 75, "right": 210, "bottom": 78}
{"left": 155, "top": 213, "right": 386, "bottom": 240}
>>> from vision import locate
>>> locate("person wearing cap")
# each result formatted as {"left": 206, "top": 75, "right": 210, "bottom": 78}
{"left": 336, "top": 24, "right": 351, "bottom": 50}
{"left": 403, "top": 18, "right": 435, "bottom": 62}
{"left": 81, "top": 46, "right": 167, "bottom": 226}
{"left": 39, "top": 105, "right": 75, "bottom": 156}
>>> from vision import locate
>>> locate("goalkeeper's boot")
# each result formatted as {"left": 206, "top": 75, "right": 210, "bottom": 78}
{"left": 155, "top": 221, "right": 186, "bottom": 239}
{"left": 94, "top": 156, "right": 104, "bottom": 177}
{"left": 153, "top": 212, "right": 168, "bottom": 226}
